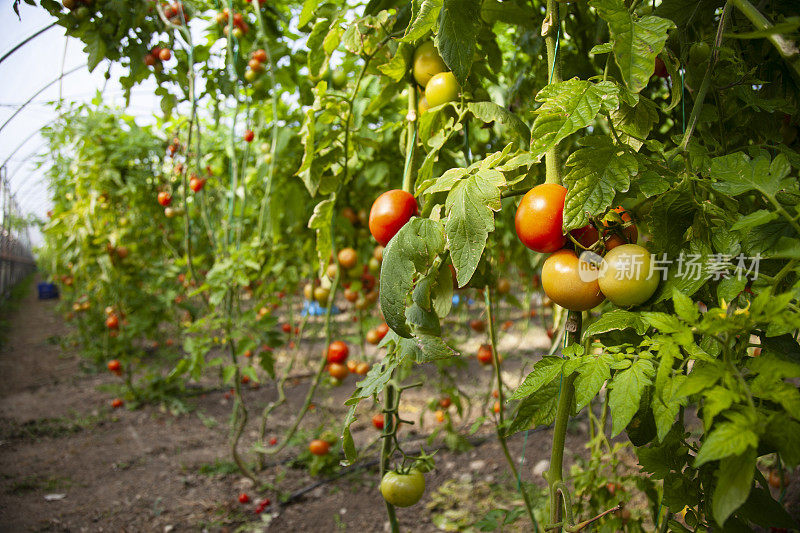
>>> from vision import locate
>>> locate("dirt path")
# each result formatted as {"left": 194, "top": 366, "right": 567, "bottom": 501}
{"left": 0, "top": 279, "right": 593, "bottom": 532}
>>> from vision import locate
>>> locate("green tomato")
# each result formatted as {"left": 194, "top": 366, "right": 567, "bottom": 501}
{"left": 380, "top": 470, "right": 425, "bottom": 507}
{"left": 598, "top": 244, "right": 660, "bottom": 307}
{"left": 689, "top": 42, "right": 711, "bottom": 64}
{"left": 244, "top": 69, "right": 258, "bottom": 83}
{"left": 331, "top": 69, "right": 347, "bottom": 88}
{"left": 368, "top": 257, "right": 380, "bottom": 274}
{"left": 425, "top": 72, "right": 459, "bottom": 108}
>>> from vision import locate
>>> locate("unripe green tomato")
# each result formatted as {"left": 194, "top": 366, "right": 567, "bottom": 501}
{"left": 347, "top": 266, "right": 361, "bottom": 279}
{"left": 331, "top": 69, "right": 347, "bottom": 88}
{"left": 598, "top": 244, "right": 660, "bottom": 306}
{"left": 689, "top": 42, "right": 711, "bottom": 64}
{"left": 380, "top": 470, "right": 425, "bottom": 507}
{"left": 232, "top": 27, "right": 244, "bottom": 40}
{"left": 75, "top": 6, "right": 89, "bottom": 19}
{"left": 244, "top": 69, "right": 258, "bottom": 83}
{"left": 413, "top": 41, "right": 446, "bottom": 88}
{"left": 368, "top": 257, "right": 380, "bottom": 273}
{"left": 425, "top": 72, "right": 459, "bottom": 108}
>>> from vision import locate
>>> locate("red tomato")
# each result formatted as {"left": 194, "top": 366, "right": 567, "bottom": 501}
{"left": 477, "top": 344, "right": 493, "bottom": 365}
{"left": 368, "top": 190, "right": 418, "bottom": 246}
{"left": 469, "top": 319, "right": 485, "bottom": 332}
{"left": 372, "top": 413, "right": 385, "bottom": 430}
{"left": 439, "top": 396, "right": 451, "bottom": 408}
{"left": 572, "top": 207, "right": 638, "bottom": 250}
{"left": 515, "top": 184, "right": 568, "bottom": 253}
{"left": 107, "top": 359, "right": 121, "bottom": 373}
{"left": 493, "top": 401, "right": 501, "bottom": 414}
{"left": 243, "top": 129, "right": 255, "bottom": 143}
{"left": 157, "top": 191, "right": 172, "bottom": 207}
{"left": 189, "top": 176, "right": 206, "bottom": 192}
{"left": 111, "top": 398, "right": 123, "bottom": 408}
{"left": 269, "top": 437, "right": 278, "bottom": 445}
{"left": 376, "top": 322, "right": 389, "bottom": 339}
{"left": 654, "top": 57, "right": 668, "bottom": 79}
{"left": 159, "top": 48, "right": 171, "bottom": 61}
{"left": 238, "top": 493, "right": 250, "bottom": 504}
{"left": 106, "top": 314, "right": 119, "bottom": 329}
{"left": 252, "top": 49, "right": 267, "bottom": 63}
{"left": 281, "top": 323, "right": 292, "bottom": 333}
{"left": 327, "top": 341, "right": 349, "bottom": 363}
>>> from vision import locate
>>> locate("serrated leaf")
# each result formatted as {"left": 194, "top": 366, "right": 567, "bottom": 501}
{"left": 467, "top": 101, "right": 530, "bottom": 147}
{"left": 609, "top": 358, "right": 654, "bottom": 436}
{"left": 563, "top": 136, "right": 637, "bottom": 230}
{"left": 378, "top": 44, "right": 413, "bottom": 82}
{"left": 710, "top": 152, "right": 786, "bottom": 197}
{"left": 307, "top": 18, "right": 334, "bottom": 78}
{"left": 400, "top": 0, "right": 443, "bottom": 43}
{"left": 445, "top": 172, "right": 502, "bottom": 287}
{"left": 713, "top": 449, "right": 755, "bottom": 526}
{"left": 379, "top": 218, "right": 446, "bottom": 338}
{"left": 434, "top": 0, "right": 479, "bottom": 87}
{"left": 694, "top": 413, "right": 759, "bottom": 467}
{"left": 530, "top": 79, "right": 619, "bottom": 159}
{"left": 583, "top": 309, "right": 649, "bottom": 338}
{"left": 506, "top": 380, "right": 561, "bottom": 434}
{"left": 509, "top": 357, "right": 565, "bottom": 399}
{"left": 308, "top": 198, "right": 334, "bottom": 277}
{"left": 672, "top": 289, "right": 699, "bottom": 322}
{"left": 299, "top": 0, "right": 321, "bottom": 27}
{"left": 574, "top": 353, "right": 613, "bottom": 410}
{"left": 591, "top": 0, "right": 675, "bottom": 93}
{"left": 731, "top": 209, "right": 779, "bottom": 231}
{"left": 610, "top": 97, "right": 658, "bottom": 151}
{"left": 414, "top": 332, "right": 457, "bottom": 361}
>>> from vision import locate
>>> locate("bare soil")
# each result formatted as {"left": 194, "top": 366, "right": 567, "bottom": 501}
{"left": 0, "top": 278, "right": 796, "bottom": 532}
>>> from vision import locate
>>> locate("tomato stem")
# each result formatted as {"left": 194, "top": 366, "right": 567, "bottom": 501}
{"left": 381, "top": 379, "right": 400, "bottom": 532}
{"left": 543, "top": 0, "right": 562, "bottom": 185}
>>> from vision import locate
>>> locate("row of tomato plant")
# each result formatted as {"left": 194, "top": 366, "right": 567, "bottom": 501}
{"left": 21, "top": 0, "right": 800, "bottom": 529}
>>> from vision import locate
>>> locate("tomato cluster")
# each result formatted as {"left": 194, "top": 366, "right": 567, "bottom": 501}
{"left": 245, "top": 49, "right": 268, "bottom": 83}
{"left": 515, "top": 184, "right": 659, "bottom": 311}
{"left": 144, "top": 46, "right": 172, "bottom": 69}
{"left": 412, "top": 41, "right": 460, "bottom": 111}
{"left": 215, "top": 8, "right": 249, "bottom": 38}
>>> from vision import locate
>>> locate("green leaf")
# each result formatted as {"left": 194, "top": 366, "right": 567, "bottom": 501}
{"left": 590, "top": 43, "right": 613, "bottom": 54}
{"left": 445, "top": 170, "right": 503, "bottom": 287}
{"left": 379, "top": 218, "right": 447, "bottom": 338}
{"left": 467, "top": 102, "right": 531, "bottom": 147}
{"left": 299, "top": 0, "right": 321, "bottom": 27}
{"left": 506, "top": 380, "right": 561, "bottom": 434}
{"left": 730, "top": 209, "right": 778, "bottom": 231}
{"left": 583, "top": 309, "right": 650, "bottom": 338}
{"left": 341, "top": 406, "right": 358, "bottom": 463}
{"left": 530, "top": 79, "right": 619, "bottom": 159}
{"left": 307, "top": 18, "right": 333, "bottom": 78}
{"left": 710, "top": 152, "right": 787, "bottom": 197}
{"left": 574, "top": 353, "right": 613, "bottom": 410}
{"left": 694, "top": 413, "right": 759, "bottom": 467}
{"left": 675, "top": 362, "right": 723, "bottom": 398}
{"left": 712, "top": 448, "right": 755, "bottom": 526}
{"left": 672, "top": 289, "right": 699, "bottom": 322}
{"left": 609, "top": 96, "right": 659, "bottom": 151}
{"left": 400, "top": 0, "right": 443, "bottom": 43}
{"left": 308, "top": 198, "right": 334, "bottom": 277}
{"left": 509, "top": 357, "right": 566, "bottom": 400}
{"left": 378, "top": 44, "right": 413, "bottom": 82}
{"left": 434, "top": 0, "right": 480, "bottom": 87}
{"left": 591, "top": 0, "right": 676, "bottom": 93}
{"left": 563, "top": 136, "right": 637, "bottom": 230}
{"left": 609, "top": 358, "right": 655, "bottom": 436}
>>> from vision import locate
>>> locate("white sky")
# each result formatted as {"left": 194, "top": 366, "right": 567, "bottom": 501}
{"left": 1, "top": 4, "right": 163, "bottom": 244}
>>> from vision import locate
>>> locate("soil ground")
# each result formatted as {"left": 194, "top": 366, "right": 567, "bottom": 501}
{"left": 0, "top": 277, "right": 796, "bottom": 532}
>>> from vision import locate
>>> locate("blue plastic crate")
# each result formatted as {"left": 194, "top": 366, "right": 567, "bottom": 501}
{"left": 37, "top": 282, "right": 59, "bottom": 300}
{"left": 301, "top": 300, "right": 341, "bottom": 316}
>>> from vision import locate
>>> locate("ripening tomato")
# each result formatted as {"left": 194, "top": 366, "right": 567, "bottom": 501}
{"left": 309, "top": 439, "right": 330, "bottom": 456}
{"left": 106, "top": 314, "right": 119, "bottom": 329}
{"left": 159, "top": 48, "right": 172, "bottom": 61}
{"left": 768, "top": 470, "right": 783, "bottom": 488}
{"left": 492, "top": 389, "right": 499, "bottom": 399}
{"left": 328, "top": 362, "right": 349, "bottom": 380}
{"left": 327, "top": 341, "right": 349, "bottom": 363}
{"left": 597, "top": 244, "right": 659, "bottom": 307}
{"left": 497, "top": 278, "right": 511, "bottom": 294}
{"left": 425, "top": 72, "right": 459, "bottom": 108}
{"left": 369, "top": 190, "right": 418, "bottom": 246}
{"left": 493, "top": 401, "right": 501, "bottom": 414}
{"left": 111, "top": 398, "right": 123, "bottom": 408}
{"left": 380, "top": 470, "right": 426, "bottom": 507}
{"left": 417, "top": 95, "right": 429, "bottom": 115}
{"left": 541, "top": 249, "right": 605, "bottom": 311}
{"left": 477, "top": 344, "right": 493, "bottom": 365}
{"left": 157, "top": 191, "right": 172, "bottom": 207}
{"left": 189, "top": 176, "right": 206, "bottom": 192}
{"left": 107, "top": 359, "right": 121, "bottom": 373}
{"left": 439, "top": 396, "right": 451, "bottom": 409}
{"left": 281, "top": 323, "right": 292, "bottom": 333}
{"left": 653, "top": 57, "right": 668, "bottom": 79}
{"left": 372, "top": 413, "right": 385, "bottom": 430}
{"left": 376, "top": 322, "right": 389, "bottom": 339}
{"left": 469, "top": 319, "right": 485, "bottom": 332}
{"left": 412, "top": 41, "right": 446, "bottom": 88}
{"left": 572, "top": 207, "right": 638, "bottom": 250}
{"left": 243, "top": 129, "right": 255, "bottom": 143}
{"left": 355, "top": 362, "right": 369, "bottom": 375}
{"left": 515, "top": 184, "right": 567, "bottom": 253}
{"left": 313, "top": 286, "right": 330, "bottom": 305}
{"left": 366, "top": 328, "right": 381, "bottom": 345}
{"left": 252, "top": 48, "right": 267, "bottom": 63}
{"left": 338, "top": 247, "right": 358, "bottom": 269}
